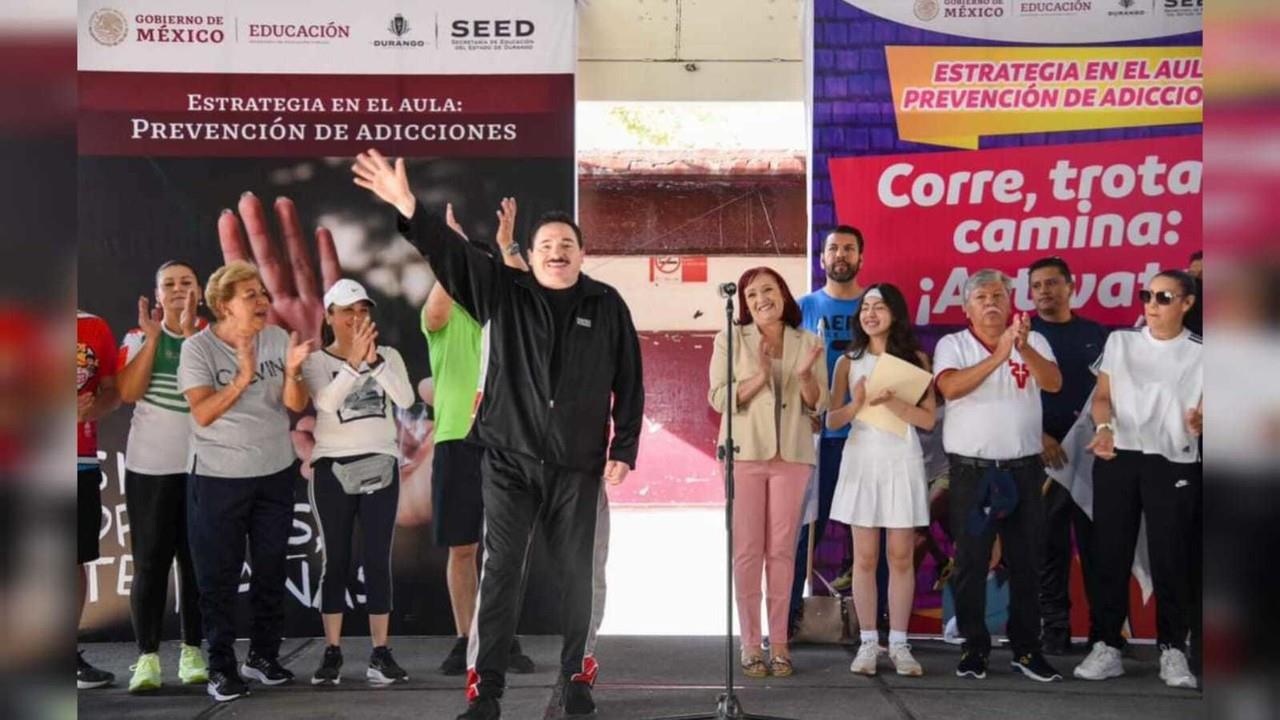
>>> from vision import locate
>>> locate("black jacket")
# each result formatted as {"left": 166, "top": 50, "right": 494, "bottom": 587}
{"left": 399, "top": 208, "right": 644, "bottom": 475}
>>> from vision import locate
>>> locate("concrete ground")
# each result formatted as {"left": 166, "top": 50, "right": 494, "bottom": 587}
{"left": 77, "top": 635, "right": 1202, "bottom": 719}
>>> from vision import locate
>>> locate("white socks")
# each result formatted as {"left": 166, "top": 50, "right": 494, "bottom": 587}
{"left": 860, "top": 630, "right": 878, "bottom": 645}
{"left": 889, "top": 630, "right": 908, "bottom": 647}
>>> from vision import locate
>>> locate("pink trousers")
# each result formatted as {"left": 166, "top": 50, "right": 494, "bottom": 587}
{"left": 732, "top": 458, "right": 812, "bottom": 651}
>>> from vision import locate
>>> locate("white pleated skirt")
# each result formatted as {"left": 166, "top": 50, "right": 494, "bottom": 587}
{"left": 828, "top": 421, "right": 929, "bottom": 529}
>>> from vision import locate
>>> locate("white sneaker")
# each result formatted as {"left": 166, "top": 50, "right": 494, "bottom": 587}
{"left": 888, "top": 643, "right": 923, "bottom": 677}
{"left": 850, "top": 641, "right": 879, "bottom": 676}
{"left": 1073, "top": 642, "right": 1124, "bottom": 681}
{"left": 942, "top": 616, "right": 964, "bottom": 645}
{"left": 1159, "top": 648, "right": 1198, "bottom": 689}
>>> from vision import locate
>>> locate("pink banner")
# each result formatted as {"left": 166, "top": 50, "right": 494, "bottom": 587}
{"left": 830, "top": 136, "right": 1202, "bottom": 326}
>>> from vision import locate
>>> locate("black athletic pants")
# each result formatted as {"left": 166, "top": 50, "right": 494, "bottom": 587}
{"left": 471, "top": 449, "right": 600, "bottom": 698}
{"left": 187, "top": 465, "right": 294, "bottom": 674}
{"left": 126, "top": 470, "right": 202, "bottom": 653}
{"left": 1092, "top": 450, "right": 1201, "bottom": 653}
{"left": 949, "top": 455, "right": 1046, "bottom": 657}
{"left": 1039, "top": 479, "right": 1100, "bottom": 641}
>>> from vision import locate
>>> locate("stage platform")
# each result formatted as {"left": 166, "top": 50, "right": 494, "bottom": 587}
{"left": 77, "top": 635, "right": 1201, "bottom": 719}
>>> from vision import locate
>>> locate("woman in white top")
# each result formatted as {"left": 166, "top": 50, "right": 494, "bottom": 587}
{"left": 301, "top": 279, "right": 414, "bottom": 687}
{"left": 1074, "top": 270, "right": 1202, "bottom": 689}
{"left": 117, "top": 260, "right": 208, "bottom": 693}
{"left": 826, "top": 284, "right": 936, "bottom": 677}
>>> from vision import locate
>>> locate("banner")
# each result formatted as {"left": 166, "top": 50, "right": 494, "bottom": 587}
{"left": 77, "top": 0, "right": 576, "bottom": 641}
{"left": 812, "top": 0, "right": 1199, "bottom": 636}
{"left": 813, "top": 0, "right": 1202, "bottom": 329}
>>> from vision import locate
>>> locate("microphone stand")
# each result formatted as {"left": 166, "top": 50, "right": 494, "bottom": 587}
{"left": 646, "top": 285, "right": 795, "bottom": 720}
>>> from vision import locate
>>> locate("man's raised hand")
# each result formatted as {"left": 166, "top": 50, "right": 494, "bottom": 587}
{"left": 352, "top": 149, "right": 416, "bottom": 219}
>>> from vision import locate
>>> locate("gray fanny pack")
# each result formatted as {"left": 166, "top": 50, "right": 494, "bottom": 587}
{"left": 330, "top": 455, "right": 396, "bottom": 495}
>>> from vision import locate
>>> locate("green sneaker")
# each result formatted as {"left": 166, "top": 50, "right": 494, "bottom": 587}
{"left": 128, "top": 653, "right": 162, "bottom": 694}
{"left": 178, "top": 644, "right": 209, "bottom": 685}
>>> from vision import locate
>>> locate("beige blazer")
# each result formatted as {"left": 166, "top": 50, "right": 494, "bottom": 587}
{"left": 708, "top": 323, "right": 828, "bottom": 464}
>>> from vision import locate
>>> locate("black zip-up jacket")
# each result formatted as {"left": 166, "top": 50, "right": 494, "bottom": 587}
{"left": 398, "top": 207, "right": 643, "bottom": 475}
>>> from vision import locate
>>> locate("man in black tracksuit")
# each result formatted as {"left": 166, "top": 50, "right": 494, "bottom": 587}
{"left": 353, "top": 150, "right": 644, "bottom": 720}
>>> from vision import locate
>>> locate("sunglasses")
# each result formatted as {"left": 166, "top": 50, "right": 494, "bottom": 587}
{"left": 1138, "top": 290, "right": 1183, "bottom": 306}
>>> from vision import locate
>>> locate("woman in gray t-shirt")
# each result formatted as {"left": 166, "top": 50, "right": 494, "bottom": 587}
{"left": 177, "top": 260, "right": 311, "bottom": 702}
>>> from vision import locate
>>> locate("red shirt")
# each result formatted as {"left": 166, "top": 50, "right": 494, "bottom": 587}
{"left": 77, "top": 311, "right": 117, "bottom": 463}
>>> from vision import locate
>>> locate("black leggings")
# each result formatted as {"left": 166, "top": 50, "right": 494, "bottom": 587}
{"left": 126, "top": 471, "right": 202, "bottom": 653}
{"left": 310, "top": 455, "right": 399, "bottom": 615}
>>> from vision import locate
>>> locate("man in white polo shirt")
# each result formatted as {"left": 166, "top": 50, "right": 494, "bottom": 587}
{"left": 934, "top": 269, "right": 1064, "bottom": 683}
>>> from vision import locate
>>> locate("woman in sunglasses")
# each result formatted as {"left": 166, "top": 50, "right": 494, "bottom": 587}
{"left": 1074, "top": 270, "right": 1202, "bottom": 689}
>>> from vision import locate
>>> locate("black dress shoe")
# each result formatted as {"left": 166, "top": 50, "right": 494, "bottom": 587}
{"left": 457, "top": 697, "right": 501, "bottom": 720}
{"left": 562, "top": 680, "right": 596, "bottom": 716}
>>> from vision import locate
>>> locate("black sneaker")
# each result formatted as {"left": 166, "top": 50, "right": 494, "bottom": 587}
{"left": 956, "top": 650, "right": 988, "bottom": 679}
{"left": 562, "top": 680, "right": 596, "bottom": 716}
{"left": 507, "top": 638, "right": 535, "bottom": 674}
{"left": 1042, "top": 627, "right": 1075, "bottom": 656}
{"left": 441, "top": 636, "right": 468, "bottom": 676}
{"left": 77, "top": 650, "right": 115, "bottom": 689}
{"left": 241, "top": 651, "right": 295, "bottom": 686}
{"left": 312, "top": 645, "right": 343, "bottom": 686}
{"left": 456, "top": 696, "right": 501, "bottom": 720}
{"left": 1012, "top": 651, "right": 1063, "bottom": 682}
{"left": 206, "top": 669, "right": 249, "bottom": 702}
{"left": 368, "top": 646, "right": 409, "bottom": 685}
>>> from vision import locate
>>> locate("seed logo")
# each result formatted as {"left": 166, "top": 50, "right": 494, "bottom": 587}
{"left": 88, "top": 8, "right": 128, "bottom": 46}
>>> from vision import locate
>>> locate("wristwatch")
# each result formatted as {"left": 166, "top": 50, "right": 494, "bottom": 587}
{"left": 503, "top": 242, "right": 522, "bottom": 257}
{"left": 1095, "top": 422, "right": 1115, "bottom": 434}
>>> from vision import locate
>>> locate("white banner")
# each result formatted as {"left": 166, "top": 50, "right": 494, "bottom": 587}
{"left": 78, "top": 0, "right": 575, "bottom": 75}
{"left": 850, "top": 0, "right": 1201, "bottom": 44}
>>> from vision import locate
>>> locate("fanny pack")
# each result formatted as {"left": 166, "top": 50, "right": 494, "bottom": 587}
{"left": 330, "top": 454, "right": 396, "bottom": 495}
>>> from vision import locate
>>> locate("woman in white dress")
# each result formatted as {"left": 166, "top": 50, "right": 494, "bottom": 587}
{"left": 827, "top": 283, "right": 937, "bottom": 677}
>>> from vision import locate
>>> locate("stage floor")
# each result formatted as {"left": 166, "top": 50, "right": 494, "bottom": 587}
{"left": 77, "top": 635, "right": 1201, "bottom": 719}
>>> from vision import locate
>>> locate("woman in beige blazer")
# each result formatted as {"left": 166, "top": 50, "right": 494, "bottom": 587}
{"left": 708, "top": 266, "right": 827, "bottom": 678}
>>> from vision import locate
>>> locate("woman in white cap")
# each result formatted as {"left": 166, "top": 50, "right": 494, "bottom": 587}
{"left": 302, "top": 279, "right": 414, "bottom": 687}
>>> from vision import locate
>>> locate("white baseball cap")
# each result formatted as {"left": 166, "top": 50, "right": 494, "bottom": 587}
{"left": 323, "top": 279, "right": 376, "bottom": 309}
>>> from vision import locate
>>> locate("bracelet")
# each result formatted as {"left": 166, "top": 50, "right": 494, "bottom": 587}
{"left": 1095, "top": 422, "right": 1115, "bottom": 434}
{"left": 503, "top": 242, "right": 522, "bottom": 257}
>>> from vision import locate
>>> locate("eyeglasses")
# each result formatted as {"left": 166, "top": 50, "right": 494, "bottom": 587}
{"left": 1138, "top": 290, "right": 1183, "bottom": 306}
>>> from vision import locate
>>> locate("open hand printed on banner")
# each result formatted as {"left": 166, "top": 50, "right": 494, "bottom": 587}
{"left": 217, "top": 192, "right": 341, "bottom": 345}
{"left": 218, "top": 192, "right": 339, "bottom": 480}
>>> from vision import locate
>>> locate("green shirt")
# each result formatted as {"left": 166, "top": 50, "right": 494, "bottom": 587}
{"left": 423, "top": 302, "right": 482, "bottom": 443}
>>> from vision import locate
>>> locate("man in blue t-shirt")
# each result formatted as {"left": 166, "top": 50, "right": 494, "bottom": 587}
{"left": 789, "top": 225, "right": 865, "bottom": 632}
{"left": 1027, "top": 256, "right": 1109, "bottom": 655}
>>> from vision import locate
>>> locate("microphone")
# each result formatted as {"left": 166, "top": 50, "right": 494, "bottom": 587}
{"left": 717, "top": 282, "right": 737, "bottom": 298}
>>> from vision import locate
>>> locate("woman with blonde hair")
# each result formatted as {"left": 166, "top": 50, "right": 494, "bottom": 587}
{"left": 708, "top": 266, "right": 827, "bottom": 678}
{"left": 178, "top": 260, "right": 311, "bottom": 702}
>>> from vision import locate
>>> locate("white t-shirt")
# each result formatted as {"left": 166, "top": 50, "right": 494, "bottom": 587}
{"left": 301, "top": 347, "right": 415, "bottom": 462}
{"left": 1092, "top": 327, "right": 1203, "bottom": 463}
{"left": 934, "top": 328, "right": 1057, "bottom": 460}
{"left": 120, "top": 326, "right": 193, "bottom": 474}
